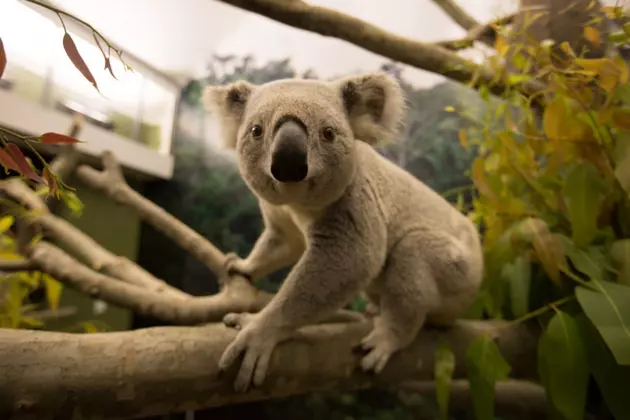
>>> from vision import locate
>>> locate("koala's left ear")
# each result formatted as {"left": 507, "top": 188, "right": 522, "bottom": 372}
{"left": 203, "top": 81, "right": 255, "bottom": 149}
{"left": 336, "top": 72, "right": 407, "bottom": 146}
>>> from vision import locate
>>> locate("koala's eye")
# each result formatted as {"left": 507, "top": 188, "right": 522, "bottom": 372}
{"left": 251, "top": 124, "right": 263, "bottom": 138}
{"left": 322, "top": 127, "right": 335, "bottom": 142}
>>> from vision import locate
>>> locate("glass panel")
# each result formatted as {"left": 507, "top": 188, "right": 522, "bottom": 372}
{"left": 140, "top": 76, "right": 177, "bottom": 154}
{"left": 0, "top": 0, "right": 57, "bottom": 104}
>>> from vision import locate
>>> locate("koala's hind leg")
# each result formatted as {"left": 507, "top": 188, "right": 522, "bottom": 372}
{"left": 360, "top": 235, "right": 439, "bottom": 373}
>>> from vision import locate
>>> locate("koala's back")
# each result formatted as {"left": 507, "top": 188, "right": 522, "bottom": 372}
{"left": 353, "top": 142, "right": 484, "bottom": 320}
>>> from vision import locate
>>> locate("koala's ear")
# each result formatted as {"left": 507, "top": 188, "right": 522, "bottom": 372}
{"left": 203, "top": 81, "right": 255, "bottom": 149}
{"left": 336, "top": 73, "right": 406, "bottom": 146}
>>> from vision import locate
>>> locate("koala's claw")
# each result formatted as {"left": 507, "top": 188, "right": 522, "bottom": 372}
{"left": 223, "top": 312, "right": 256, "bottom": 330}
{"left": 218, "top": 314, "right": 282, "bottom": 393}
{"left": 224, "top": 253, "right": 252, "bottom": 280}
{"left": 359, "top": 328, "right": 399, "bottom": 374}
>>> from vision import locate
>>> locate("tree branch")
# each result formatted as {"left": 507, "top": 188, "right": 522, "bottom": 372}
{"left": 0, "top": 258, "right": 35, "bottom": 272}
{"left": 431, "top": 0, "right": 480, "bottom": 31}
{"left": 0, "top": 320, "right": 539, "bottom": 419}
{"left": 399, "top": 379, "right": 547, "bottom": 419}
{"left": 26, "top": 241, "right": 273, "bottom": 324}
{"left": 214, "top": 0, "right": 541, "bottom": 98}
{"left": 75, "top": 152, "right": 228, "bottom": 281}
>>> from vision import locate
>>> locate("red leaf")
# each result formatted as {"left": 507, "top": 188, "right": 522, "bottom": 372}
{"left": 40, "top": 132, "right": 81, "bottom": 144}
{"left": 0, "top": 147, "right": 19, "bottom": 172}
{"left": 6, "top": 144, "right": 42, "bottom": 182}
{"left": 62, "top": 33, "right": 99, "bottom": 92}
{"left": 0, "top": 37, "right": 6, "bottom": 80}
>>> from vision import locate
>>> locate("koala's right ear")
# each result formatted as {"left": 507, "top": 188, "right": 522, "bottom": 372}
{"left": 203, "top": 81, "right": 254, "bottom": 149}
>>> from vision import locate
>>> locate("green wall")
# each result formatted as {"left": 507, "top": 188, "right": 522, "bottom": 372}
{"left": 44, "top": 175, "right": 142, "bottom": 332}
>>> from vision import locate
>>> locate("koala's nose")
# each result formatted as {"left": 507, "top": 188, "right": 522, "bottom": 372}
{"left": 270, "top": 120, "right": 308, "bottom": 183}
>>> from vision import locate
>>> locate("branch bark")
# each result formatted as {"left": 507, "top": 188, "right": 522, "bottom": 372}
{"left": 399, "top": 379, "right": 547, "bottom": 420}
{"left": 214, "top": 0, "right": 541, "bottom": 98}
{"left": 0, "top": 320, "right": 539, "bottom": 420}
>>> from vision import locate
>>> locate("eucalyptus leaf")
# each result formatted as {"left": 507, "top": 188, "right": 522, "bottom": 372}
{"left": 576, "top": 314, "right": 630, "bottom": 420}
{"left": 538, "top": 311, "right": 589, "bottom": 420}
{"left": 466, "top": 335, "right": 511, "bottom": 420}
{"left": 434, "top": 344, "right": 455, "bottom": 420}
{"left": 562, "top": 163, "right": 605, "bottom": 247}
{"left": 576, "top": 282, "right": 630, "bottom": 365}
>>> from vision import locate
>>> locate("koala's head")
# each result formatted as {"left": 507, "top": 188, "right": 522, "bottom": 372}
{"left": 203, "top": 73, "right": 406, "bottom": 207}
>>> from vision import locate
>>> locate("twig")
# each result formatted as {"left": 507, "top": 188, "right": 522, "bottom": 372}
{"left": 0, "top": 258, "right": 35, "bottom": 272}
{"left": 431, "top": 0, "right": 480, "bottom": 31}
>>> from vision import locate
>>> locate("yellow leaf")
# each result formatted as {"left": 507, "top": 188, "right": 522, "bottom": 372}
{"left": 0, "top": 215, "right": 14, "bottom": 234}
{"left": 560, "top": 41, "right": 576, "bottom": 57}
{"left": 583, "top": 26, "right": 601, "bottom": 46}
{"left": 43, "top": 273, "right": 63, "bottom": 311}
{"left": 611, "top": 108, "right": 630, "bottom": 130}
{"left": 471, "top": 157, "right": 498, "bottom": 202}
{"left": 574, "top": 57, "right": 629, "bottom": 92}
{"left": 494, "top": 34, "right": 509, "bottom": 56}
{"left": 543, "top": 97, "right": 568, "bottom": 140}
{"left": 444, "top": 106, "right": 456, "bottom": 113}
{"left": 81, "top": 321, "right": 99, "bottom": 333}
{"left": 516, "top": 218, "right": 565, "bottom": 285}
{"left": 458, "top": 129, "right": 468, "bottom": 148}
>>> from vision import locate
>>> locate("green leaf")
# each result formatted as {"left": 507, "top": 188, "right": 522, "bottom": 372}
{"left": 576, "top": 314, "right": 630, "bottom": 420}
{"left": 0, "top": 215, "right": 14, "bottom": 234}
{"left": 434, "top": 344, "right": 455, "bottom": 420}
{"left": 43, "top": 273, "right": 63, "bottom": 312}
{"left": 501, "top": 255, "right": 531, "bottom": 318}
{"left": 610, "top": 239, "right": 630, "bottom": 286}
{"left": 613, "top": 135, "right": 630, "bottom": 198}
{"left": 561, "top": 235, "right": 605, "bottom": 281}
{"left": 538, "top": 311, "right": 589, "bottom": 420}
{"left": 576, "top": 282, "right": 630, "bottom": 365}
{"left": 562, "top": 163, "right": 606, "bottom": 247}
{"left": 60, "top": 190, "right": 84, "bottom": 216}
{"left": 19, "top": 316, "right": 43, "bottom": 329}
{"left": 466, "top": 335, "right": 511, "bottom": 420}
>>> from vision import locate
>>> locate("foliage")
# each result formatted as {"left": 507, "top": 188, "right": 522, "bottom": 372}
{"left": 0, "top": 0, "right": 126, "bottom": 198}
{"left": 443, "top": 9, "right": 630, "bottom": 419}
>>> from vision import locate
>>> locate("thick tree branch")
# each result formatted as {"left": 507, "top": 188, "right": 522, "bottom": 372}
{"left": 399, "top": 379, "right": 547, "bottom": 419}
{"left": 214, "top": 0, "right": 542, "bottom": 98}
{"left": 26, "top": 241, "right": 273, "bottom": 324}
{"left": 75, "top": 152, "right": 228, "bottom": 280}
{"left": 0, "top": 320, "right": 539, "bottom": 419}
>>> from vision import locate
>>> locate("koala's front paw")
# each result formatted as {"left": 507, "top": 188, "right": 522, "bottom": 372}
{"left": 359, "top": 326, "right": 401, "bottom": 374}
{"left": 224, "top": 252, "right": 252, "bottom": 281}
{"left": 219, "top": 313, "right": 284, "bottom": 392}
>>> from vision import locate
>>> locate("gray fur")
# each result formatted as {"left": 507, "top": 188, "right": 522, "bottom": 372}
{"left": 203, "top": 73, "right": 484, "bottom": 392}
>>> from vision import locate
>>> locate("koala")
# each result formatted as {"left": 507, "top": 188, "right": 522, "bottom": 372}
{"left": 203, "top": 72, "right": 484, "bottom": 392}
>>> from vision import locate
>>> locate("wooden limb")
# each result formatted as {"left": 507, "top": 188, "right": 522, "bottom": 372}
{"left": 0, "top": 178, "right": 189, "bottom": 300}
{"left": 435, "top": 13, "right": 516, "bottom": 50}
{"left": 214, "top": 0, "right": 543, "bottom": 98}
{"left": 399, "top": 379, "right": 547, "bottom": 420}
{"left": 0, "top": 258, "right": 35, "bottom": 272}
{"left": 0, "top": 320, "right": 540, "bottom": 419}
{"left": 26, "top": 241, "right": 270, "bottom": 324}
{"left": 431, "top": 0, "right": 480, "bottom": 31}
{"left": 75, "top": 152, "right": 228, "bottom": 281}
